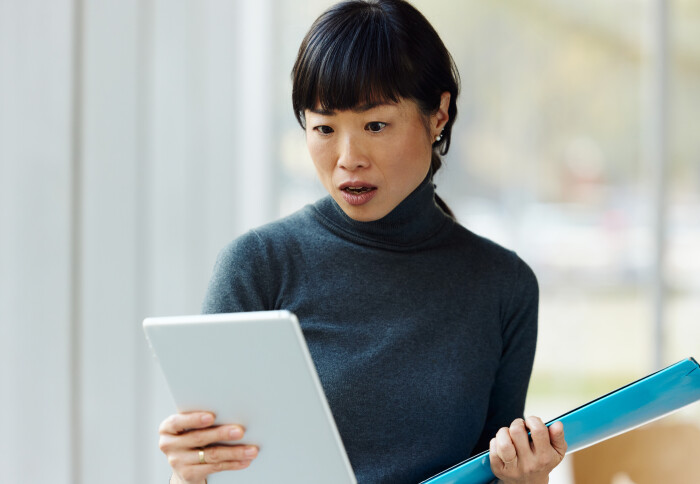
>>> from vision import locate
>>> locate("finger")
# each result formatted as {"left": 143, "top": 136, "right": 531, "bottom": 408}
{"left": 548, "top": 421, "right": 568, "bottom": 457}
{"left": 160, "top": 424, "right": 246, "bottom": 456}
{"left": 488, "top": 438, "right": 503, "bottom": 470}
{"left": 495, "top": 427, "right": 517, "bottom": 464}
{"left": 489, "top": 437, "right": 517, "bottom": 480}
{"left": 199, "top": 459, "right": 253, "bottom": 474}
{"left": 508, "top": 418, "right": 531, "bottom": 457}
{"left": 524, "top": 416, "right": 549, "bottom": 453}
{"left": 177, "top": 460, "right": 253, "bottom": 482}
{"left": 177, "top": 424, "right": 246, "bottom": 450}
{"left": 160, "top": 412, "right": 216, "bottom": 435}
{"left": 193, "top": 445, "right": 259, "bottom": 465}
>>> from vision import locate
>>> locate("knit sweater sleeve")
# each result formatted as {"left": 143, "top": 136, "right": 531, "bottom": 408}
{"left": 473, "top": 256, "right": 539, "bottom": 453}
{"left": 201, "top": 230, "right": 277, "bottom": 314}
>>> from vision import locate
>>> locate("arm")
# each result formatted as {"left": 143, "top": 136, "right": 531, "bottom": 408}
{"left": 478, "top": 258, "right": 567, "bottom": 483}
{"left": 474, "top": 257, "right": 539, "bottom": 453}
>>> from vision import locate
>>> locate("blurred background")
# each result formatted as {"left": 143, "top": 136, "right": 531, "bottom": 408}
{"left": 1, "top": 0, "right": 698, "bottom": 483}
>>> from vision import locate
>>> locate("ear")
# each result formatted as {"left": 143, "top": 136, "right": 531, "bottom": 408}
{"left": 431, "top": 91, "right": 451, "bottom": 139}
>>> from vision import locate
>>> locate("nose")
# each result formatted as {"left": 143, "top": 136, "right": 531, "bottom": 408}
{"left": 337, "top": 134, "right": 370, "bottom": 171}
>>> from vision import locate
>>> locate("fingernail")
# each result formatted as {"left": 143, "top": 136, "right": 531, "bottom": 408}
{"left": 229, "top": 427, "right": 243, "bottom": 439}
{"left": 201, "top": 414, "right": 214, "bottom": 424}
{"left": 245, "top": 446, "right": 258, "bottom": 457}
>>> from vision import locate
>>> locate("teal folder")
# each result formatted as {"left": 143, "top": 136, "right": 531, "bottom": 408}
{"left": 421, "top": 357, "right": 700, "bottom": 484}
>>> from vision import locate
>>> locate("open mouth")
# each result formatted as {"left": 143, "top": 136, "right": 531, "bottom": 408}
{"left": 343, "top": 186, "right": 376, "bottom": 195}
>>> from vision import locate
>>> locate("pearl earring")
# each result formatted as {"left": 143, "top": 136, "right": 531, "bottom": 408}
{"left": 434, "top": 130, "right": 444, "bottom": 143}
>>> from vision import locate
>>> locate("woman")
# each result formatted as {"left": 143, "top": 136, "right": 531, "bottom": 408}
{"left": 158, "top": 1, "right": 567, "bottom": 483}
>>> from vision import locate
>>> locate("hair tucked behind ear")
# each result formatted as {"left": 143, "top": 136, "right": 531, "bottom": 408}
{"left": 292, "top": 0, "right": 460, "bottom": 218}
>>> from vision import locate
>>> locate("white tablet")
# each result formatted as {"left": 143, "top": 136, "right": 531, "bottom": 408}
{"left": 143, "top": 310, "right": 357, "bottom": 484}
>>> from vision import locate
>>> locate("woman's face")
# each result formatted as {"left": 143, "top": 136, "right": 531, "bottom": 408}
{"left": 304, "top": 95, "right": 449, "bottom": 222}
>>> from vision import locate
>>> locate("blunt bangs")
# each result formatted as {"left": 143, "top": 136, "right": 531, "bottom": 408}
{"left": 292, "top": 3, "right": 419, "bottom": 127}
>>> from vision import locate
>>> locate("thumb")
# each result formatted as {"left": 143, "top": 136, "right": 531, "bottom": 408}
{"left": 548, "top": 421, "right": 567, "bottom": 457}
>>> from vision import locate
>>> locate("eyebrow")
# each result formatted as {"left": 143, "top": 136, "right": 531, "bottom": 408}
{"left": 309, "top": 101, "right": 391, "bottom": 116}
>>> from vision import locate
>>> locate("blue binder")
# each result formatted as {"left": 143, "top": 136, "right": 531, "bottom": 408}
{"left": 421, "top": 357, "right": 700, "bottom": 484}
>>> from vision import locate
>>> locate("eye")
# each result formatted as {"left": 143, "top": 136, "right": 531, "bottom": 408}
{"left": 365, "top": 121, "right": 387, "bottom": 133}
{"left": 313, "top": 125, "right": 334, "bottom": 135}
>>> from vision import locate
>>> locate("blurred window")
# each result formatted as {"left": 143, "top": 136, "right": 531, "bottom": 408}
{"left": 271, "top": 0, "right": 700, "bottom": 419}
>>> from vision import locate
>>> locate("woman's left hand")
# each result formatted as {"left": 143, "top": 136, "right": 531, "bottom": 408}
{"left": 489, "top": 416, "right": 567, "bottom": 484}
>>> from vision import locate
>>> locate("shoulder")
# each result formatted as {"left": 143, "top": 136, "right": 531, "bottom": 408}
{"left": 443, "top": 226, "right": 540, "bottom": 346}
{"left": 446, "top": 223, "right": 539, "bottom": 329}
{"left": 449, "top": 223, "right": 537, "bottom": 285}
{"left": 203, "top": 205, "right": 319, "bottom": 313}
{"left": 217, "top": 204, "right": 318, "bottom": 260}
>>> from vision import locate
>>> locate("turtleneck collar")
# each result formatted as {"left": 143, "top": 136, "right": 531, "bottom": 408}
{"left": 310, "top": 173, "right": 453, "bottom": 250}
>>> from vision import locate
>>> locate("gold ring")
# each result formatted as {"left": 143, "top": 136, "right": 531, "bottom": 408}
{"left": 199, "top": 449, "right": 206, "bottom": 465}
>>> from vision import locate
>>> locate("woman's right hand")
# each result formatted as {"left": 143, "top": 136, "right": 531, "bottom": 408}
{"left": 159, "top": 412, "right": 259, "bottom": 484}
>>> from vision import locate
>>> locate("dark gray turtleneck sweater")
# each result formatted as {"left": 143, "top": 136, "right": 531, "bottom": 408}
{"left": 202, "top": 176, "right": 538, "bottom": 483}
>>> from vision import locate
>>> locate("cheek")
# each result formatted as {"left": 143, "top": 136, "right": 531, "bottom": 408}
{"left": 393, "top": 129, "right": 433, "bottom": 171}
{"left": 306, "top": 139, "right": 334, "bottom": 177}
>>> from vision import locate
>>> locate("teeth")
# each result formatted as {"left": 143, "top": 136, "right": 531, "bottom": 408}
{"left": 345, "top": 186, "right": 372, "bottom": 194}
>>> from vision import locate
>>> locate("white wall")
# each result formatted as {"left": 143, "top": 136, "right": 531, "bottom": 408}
{"left": 0, "top": 0, "right": 274, "bottom": 482}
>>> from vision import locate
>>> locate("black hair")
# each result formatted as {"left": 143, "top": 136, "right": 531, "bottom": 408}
{"left": 291, "top": 0, "right": 460, "bottom": 217}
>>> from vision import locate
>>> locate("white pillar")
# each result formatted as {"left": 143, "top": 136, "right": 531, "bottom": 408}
{"left": 234, "top": 0, "right": 277, "bottom": 230}
{"left": 0, "top": 1, "right": 75, "bottom": 482}
{"left": 647, "top": 0, "right": 669, "bottom": 370}
{"left": 78, "top": 0, "right": 143, "bottom": 482}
